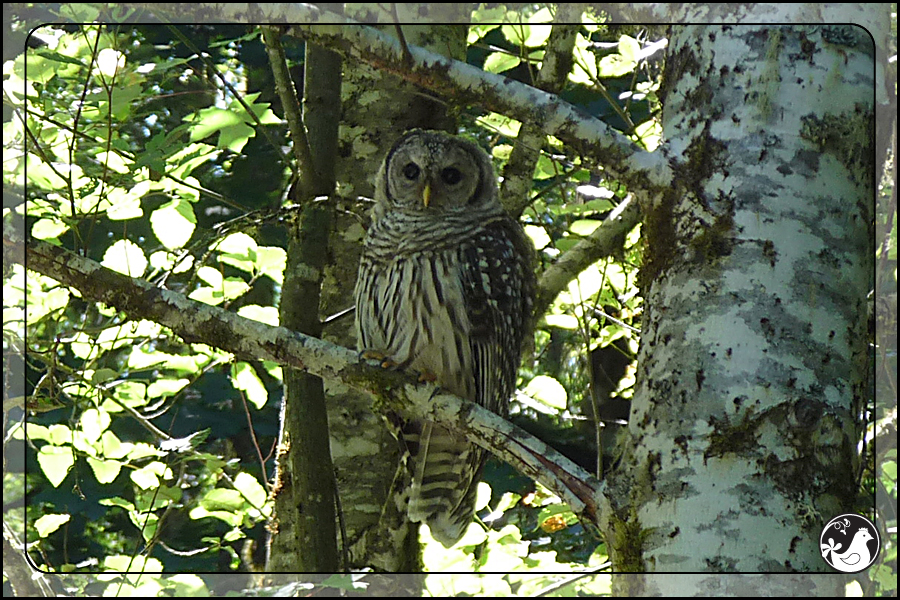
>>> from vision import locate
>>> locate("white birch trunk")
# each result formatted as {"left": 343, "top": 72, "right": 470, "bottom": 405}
{"left": 608, "top": 24, "right": 873, "bottom": 583}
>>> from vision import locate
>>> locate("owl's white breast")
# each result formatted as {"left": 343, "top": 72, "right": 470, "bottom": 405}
{"left": 359, "top": 248, "right": 476, "bottom": 400}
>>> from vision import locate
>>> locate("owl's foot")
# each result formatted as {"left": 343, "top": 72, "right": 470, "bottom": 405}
{"left": 359, "top": 350, "right": 437, "bottom": 384}
{"left": 359, "top": 349, "right": 400, "bottom": 370}
{"left": 415, "top": 370, "right": 437, "bottom": 383}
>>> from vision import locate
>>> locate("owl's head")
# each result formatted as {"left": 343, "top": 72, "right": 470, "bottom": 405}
{"left": 376, "top": 129, "right": 499, "bottom": 215}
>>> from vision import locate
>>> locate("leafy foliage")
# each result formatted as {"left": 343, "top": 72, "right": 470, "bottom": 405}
{"left": 3, "top": 18, "right": 655, "bottom": 586}
{"left": 8, "top": 7, "right": 890, "bottom": 597}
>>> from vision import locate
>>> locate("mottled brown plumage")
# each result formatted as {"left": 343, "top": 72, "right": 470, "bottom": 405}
{"left": 354, "top": 129, "right": 534, "bottom": 547}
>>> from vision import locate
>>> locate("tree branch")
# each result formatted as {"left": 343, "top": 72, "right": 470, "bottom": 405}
{"left": 6, "top": 223, "right": 608, "bottom": 533}
{"left": 535, "top": 195, "right": 641, "bottom": 318}
{"left": 124, "top": 3, "right": 673, "bottom": 195}
{"left": 261, "top": 26, "right": 315, "bottom": 195}
{"left": 500, "top": 5, "right": 582, "bottom": 217}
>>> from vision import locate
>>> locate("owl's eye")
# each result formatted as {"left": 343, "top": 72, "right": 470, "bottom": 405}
{"left": 441, "top": 167, "right": 462, "bottom": 185}
{"left": 402, "top": 163, "right": 420, "bottom": 180}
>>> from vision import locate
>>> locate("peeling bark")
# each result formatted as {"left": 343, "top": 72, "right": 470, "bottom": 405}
{"left": 609, "top": 25, "right": 873, "bottom": 583}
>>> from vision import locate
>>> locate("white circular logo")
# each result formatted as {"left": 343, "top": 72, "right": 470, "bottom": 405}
{"left": 820, "top": 513, "right": 880, "bottom": 573}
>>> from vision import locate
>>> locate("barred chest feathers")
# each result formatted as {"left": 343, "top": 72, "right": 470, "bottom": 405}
{"left": 353, "top": 129, "right": 534, "bottom": 548}
{"left": 355, "top": 244, "right": 477, "bottom": 401}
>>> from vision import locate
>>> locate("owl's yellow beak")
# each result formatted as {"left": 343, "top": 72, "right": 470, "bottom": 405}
{"left": 422, "top": 182, "right": 431, "bottom": 207}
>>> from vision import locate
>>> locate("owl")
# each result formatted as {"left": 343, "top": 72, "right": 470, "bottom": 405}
{"left": 354, "top": 129, "right": 535, "bottom": 547}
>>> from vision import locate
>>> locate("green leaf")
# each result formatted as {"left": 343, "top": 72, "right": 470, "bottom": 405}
{"left": 523, "top": 375, "right": 567, "bottom": 410}
{"left": 101, "top": 430, "right": 131, "bottom": 459}
{"left": 150, "top": 198, "right": 196, "bottom": 250}
{"left": 34, "top": 513, "right": 71, "bottom": 538}
{"left": 200, "top": 488, "right": 245, "bottom": 512}
{"left": 58, "top": 4, "right": 100, "bottom": 21}
{"left": 218, "top": 120, "right": 255, "bottom": 153}
{"left": 237, "top": 304, "right": 279, "bottom": 326}
{"left": 597, "top": 53, "right": 635, "bottom": 78}
{"left": 570, "top": 219, "right": 602, "bottom": 236}
{"left": 26, "top": 153, "right": 68, "bottom": 190}
{"left": 147, "top": 377, "right": 190, "bottom": 398}
{"left": 101, "top": 239, "right": 147, "bottom": 277}
{"left": 570, "top": 34, "right": 598, "bottom": 85}
{"left": 87, "top": 456, "right": 122, "bottom": 484}
{"left": 476, "top": 112, "right": 521, "bottom": 138}
{"left": 231, "top": 362, "right": 268, "bottom": 409}
{"left": 467, "top": 22, "right": 500, "bottom": 44}
{"left": 105, "top": 183, "right": 147, "bottom": 221}
{"left": 216, "top": 232, "right": 258, "bottom": 273}
{"left": 563, "top": 264, "right": 605, "bottom": 305}
{"left": 166, "top": 574, "right": 209, "bottom": 597}
{"left": 31, "top": 217, "right": 70, "bottom": 240}
{"left": 255, "top": 246, "right": 286, "bottom": 284}
{"left": 233, "top": 472, "right": 267, "bottom": 509}
{"left": 109, "top": 82, "right": 142, "bottom": 121}
{"left": 37, "top": 445, "right": 74, "bottom": 487}
{"left": 524, "top": 224, "right": 551, "bottom": 250}
{"left": 543, "top": 314, "right": 580, "bottom": 329}
{"left": 483, "top": 51, "right": 521, "bottom": 74}
{"left": 617, "top": 35, "right": 641, "bottom": 65}
{"left": 528, "top": 7, "right": 555, "bottom": 25}
{"left": 33, "top": 49, "right": 86, "bottom": 67}
{"left": 131, "top": 461, "right": 172, "bottom": 489}
{"left": 102, "top": 554, "right": 163, "bottom": 573}
{"left": 80, "top": 407, "right": 111, "bottom": 443}
{"left": 501, "top": 21, "right": 551, "bottom": 48}
{"left": 501, "top": 23, "right": 530, "bottom": 46}
{"left": 533, "top": 154, "right": 558, "bottom": 180}
{"left": 47, "top": 424, "right": 73, "bottom": 445}
{"left": 634, "top": 119, "right": 663, "bottom": 151}
{"left": 100, "top": 497, "right": 134, "bottom": 511}
{"left": 188, "top": 107, "right": 243, "bottom": 141}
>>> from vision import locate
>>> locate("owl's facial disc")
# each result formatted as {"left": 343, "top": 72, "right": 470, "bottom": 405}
{"left": 388, "top": 144, "right": 482, "bottom": 211}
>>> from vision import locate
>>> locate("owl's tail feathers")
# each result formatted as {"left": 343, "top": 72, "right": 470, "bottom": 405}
{"left": 406, "top": 422, "right": 486, "bottom": 548}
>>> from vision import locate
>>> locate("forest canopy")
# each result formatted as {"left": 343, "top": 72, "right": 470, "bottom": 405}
{"left": 2, "top": 3, "right": 895, "bottom": 597}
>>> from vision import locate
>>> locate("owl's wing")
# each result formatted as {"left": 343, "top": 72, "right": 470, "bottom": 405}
{"left": 409, "top": 215, "right": 534, "bottom": 547}
{"left": 459, "top": 216, "right": 535, "bottom": 416}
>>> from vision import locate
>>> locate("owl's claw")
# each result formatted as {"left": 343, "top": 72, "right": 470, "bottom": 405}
{"left": 359, "top": 349, "right": 400, "bottom": 370}
{"left": 359, "top": 350, "right": 438, "bottom": 385}
{"left": 416, "top": 370, "right": 437, "bottom": 384}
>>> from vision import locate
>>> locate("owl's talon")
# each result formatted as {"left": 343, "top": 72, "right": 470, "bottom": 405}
{"left": 360, "top": 349, "right": 400, "bottom": 370}
{"left": 416, "top": 370, "right": 438, "bottom": 383}
{"left": 354, "top": 130, "right": 535, "bottom": 548}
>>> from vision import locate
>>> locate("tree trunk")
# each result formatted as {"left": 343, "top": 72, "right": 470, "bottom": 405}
{"left": 608, "top": 23, "right": 873, "bottom": 584}
{"left": 319, "top": 10, "right": 470, "bottom": 574}
{"left": 267, "top": 31, "right": 342, "bottom": 572}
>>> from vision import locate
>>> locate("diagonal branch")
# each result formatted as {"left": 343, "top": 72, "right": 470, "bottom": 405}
{"left": 535, "top": 195, "right": 642, "bottom": 318}
{"left": 500, "top": 5, "right": 582, "bottom": 218}
{"left": 124, "top": 3, "right": 672, "bottom": 194}
{"left": 6, "top": 222, "right": 609, "bottom": 533}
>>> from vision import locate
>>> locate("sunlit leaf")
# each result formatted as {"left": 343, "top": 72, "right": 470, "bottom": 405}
{"left": 150, "top": 198, "right": 196, "bottom": 250}
{"left": 231, "top": 362, "right": 268, "bottom": 409}
{"left": 524, "top": 375, "right": 567, "bottom": 410}
{"left": 233, "top": 472, "right": 267, "bottom": 509}
{"left": 570, "top": 219, "right": 602, "bottom": 236}
{"left": 483, "top": 51, "right": 521, "bottom": 74}
{"left": 524, "top": 224, "right": 551, "bottom": 250}
{"left": 101, "top": 239, "right": 147, "bottom": 277}
{"left": 87, "top": 457, "right": 122, "bottom": 484}
{"left": 37, "top": 445, "right": 74, "bottom": 487}
{"left": 34, "top": 513, "right": 71, "bottom": 538}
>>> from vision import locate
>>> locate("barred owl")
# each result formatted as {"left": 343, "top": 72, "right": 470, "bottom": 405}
{"left": 354, "top": 129, "right": 535, "bottom": 547}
